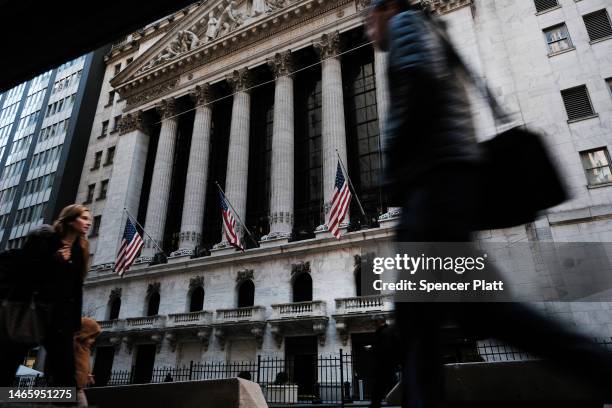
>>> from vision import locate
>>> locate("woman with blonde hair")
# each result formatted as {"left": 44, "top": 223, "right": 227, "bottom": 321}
{"left": 0, "top": 204, "right": 91, "bottom": 386}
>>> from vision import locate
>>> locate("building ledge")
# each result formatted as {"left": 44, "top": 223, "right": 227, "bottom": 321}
{"left": 567, "top": 114, "right": 599, "bottom": 124}
{"left": 547, "top": 47, "right": 575, "bottom": 58}
{"left": 86, "top": 224, "right": 396, "bottom": 286}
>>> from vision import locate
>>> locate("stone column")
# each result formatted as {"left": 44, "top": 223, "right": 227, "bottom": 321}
{"left": 374, "top": 49, "right": 390, "bottom": 138}
{"left": 314, "top": 31, "right": 349, "bottom": 232}
{"left": 262, "top": 51, "right": 294, "bottom": 245}
{"left": 171, "top": 85, "right": 214, "bottom": 258}
{"left": 94, "top": 112, "right": 149, "bottom": 266}
{"left": 214, "top": 68, "right": 251, "bottom": 250}
{"left": 141, "top": 98, "right": 179, "bottom": 258}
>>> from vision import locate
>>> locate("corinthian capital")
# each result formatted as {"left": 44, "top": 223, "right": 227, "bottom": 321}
{"left": 268, "top": 51, "right": 294, "bottom": 78}
{"left": 118, "top": 111, "right": 146, "bottom": 135}
{"left": 155, "top": 98, "right": 178, "bottom": 120}
{"left": 314, "top": 31, "right": 341, "bottom": 60}
{"left": 190, "top": 84, "right": 213, "bottom": 107}
{"left": 227, "top": 68, "right": 251, "bottom": 93}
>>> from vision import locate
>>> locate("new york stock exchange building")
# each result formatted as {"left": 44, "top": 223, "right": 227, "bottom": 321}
{"left": 77, "top": 0, "right": 612, "bottom": 401}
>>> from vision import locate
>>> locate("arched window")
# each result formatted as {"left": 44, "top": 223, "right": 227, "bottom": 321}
{"left": 108, "top": 297, "right": 121, "bottom": 320}
{"left": 292, "top": 273, "right": 313, "bottom": 302}
{"left": 189, "top": 286, "right": 204, "bottom": 312}
{"left": 147, "top": 292, "right": 160, "bottom": 316}
{"left": 237, "top": 280, "right": 255, "bottom": 308}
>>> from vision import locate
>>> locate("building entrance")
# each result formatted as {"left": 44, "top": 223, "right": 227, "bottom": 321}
{"left": 285, "top": 336, "right": 317, "bottom": 400}
{"left": 133, "top": 344, "right": 156, "bottom": 384}
{"left": 92, "top": 346, "right": 115, "bottom": 387}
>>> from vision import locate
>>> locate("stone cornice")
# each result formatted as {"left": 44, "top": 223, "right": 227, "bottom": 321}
{"left": 354, "top": 0, "right": 473, "bottom": 15}
{"left": 114, "top": 0, "right": 351, "bottom": 107}
{"left": 104, "top": 3, "right": 203, "bottom": 64}
{"left": 421, "top": 0, "right": 472, "bottom": 15}
{"left": 85, "top": 225, "right": 396, "bottom": 287}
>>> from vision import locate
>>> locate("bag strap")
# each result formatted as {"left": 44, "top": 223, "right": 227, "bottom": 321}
{"left": 425, "top": 18, "right": 512, "bottom": 124}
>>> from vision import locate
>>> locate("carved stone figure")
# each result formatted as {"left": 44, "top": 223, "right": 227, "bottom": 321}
{"left": 176, "top": 30, "right": 200, "bottom": 52}
{"left": 267, "top": 0, "right": 286, "bottom": 10}
{"left": 250, "top": 0, "right": 269, "bottom": 16}
{"left": 218, "top": 1, "right": 243, "bottom": 36}
{"left": 205, "top": 12, "right": 219, "bottom": 41}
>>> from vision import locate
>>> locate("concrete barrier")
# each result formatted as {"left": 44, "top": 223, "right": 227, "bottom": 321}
{"left": 85, "top": 378, "right": 268, "bottom": 408}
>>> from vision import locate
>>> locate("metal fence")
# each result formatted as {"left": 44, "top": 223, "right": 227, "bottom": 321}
{"left": 105, "top": 351, "right": 355, "bottom": 404}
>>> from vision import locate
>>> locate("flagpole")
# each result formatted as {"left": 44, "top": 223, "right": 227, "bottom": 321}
{"left": 335, "top": 150, "right": 368, "bottom": 223}
{"left": 123, "top": 207, "right": 165, "bottom": 255}
{"left": 214, "top": 182, "right": 259, "bottom": 248}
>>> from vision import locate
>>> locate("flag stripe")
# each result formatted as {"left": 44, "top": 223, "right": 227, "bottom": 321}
{"left": 114, "top": 217, "right": 144, "bottom": 276}
{"left": 327, "top": 161, "right": 352, "bottom": 239}
{"left": 219, "top": 190, "right": 244, "bottom": 250}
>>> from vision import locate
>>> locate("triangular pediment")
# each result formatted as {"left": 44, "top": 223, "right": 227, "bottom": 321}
{"left": 113, "top": 0, "right": 291, "bottom": 87}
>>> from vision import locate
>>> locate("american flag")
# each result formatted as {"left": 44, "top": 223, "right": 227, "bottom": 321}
{"left": 219, "top": 191, "right": 244, "bottom": 250}
{"left": 327, "top": 161, "right": 352, "bottom": 239}
{"left": 114, "top": 217, "right": 143, "bottom": 276}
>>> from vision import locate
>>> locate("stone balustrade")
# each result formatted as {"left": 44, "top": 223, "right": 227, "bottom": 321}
{"left": 215, "top": 306, "right": 266, "bottom": 324}
{"left": 334, "top": 294, "right": 393, "bottom": 315}
{"left": 270, "top": 301, "right": 327, "bottom": 320}
{"left": 168, "top": 311, "right": 213, "bottom": 326}
{"left": 97, "top": 319, "right": 126, "bottom": 331}
{"left": 125, "top": 315, "right": 167, "bottom": 329}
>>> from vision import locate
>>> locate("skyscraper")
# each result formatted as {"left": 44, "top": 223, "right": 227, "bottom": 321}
{"left": 0, "top": 47, "right": 108, "bottom": 249}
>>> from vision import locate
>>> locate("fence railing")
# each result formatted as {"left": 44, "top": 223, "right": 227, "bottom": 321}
{"left": 103, "top": 351, "right": 355, "bottom": 404}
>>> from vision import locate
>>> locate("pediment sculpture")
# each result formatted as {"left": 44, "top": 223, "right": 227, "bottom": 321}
{"left": 137, "top": 0, "right": 292, "bottom": 74}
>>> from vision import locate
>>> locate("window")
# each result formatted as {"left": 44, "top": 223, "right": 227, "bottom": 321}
{"left": 98, "top": 179, "right": 109, "bottom": 200}
{"left": 294, "top": 68, "right": 323, "bottom": 238}
{"left": 147, "top": 292, "right": 160, "bottom": 316}
{"left": 189, "top": 287, "right": 204, "bottom": 312}
{"left": 108, "top": 297, "right": 121, "bottom": 320}
{"left": 580, "top": 148, "right": 612, "bottom": 186}
{"left": 292, "top": 273, "right": 313, "bottom": 302}
{"left": 544, "top": 24, "right": 573, "bottom": 54}
{"left": 91, "top": 151, "right": 102, "bottom": 170}
{"left": 534, "top": 0, "right": 558, "bottom": 13}
{"left": 90, "top": 215, "right": 101, "bottom": 237}
{"left": 104, "top": 146, "right": 115, "bottom": 166}
{"left": 85, "top": 184, "right": 95, "bottom": 203}
{"left": 100, "top": 120, "right": 109, "bottom": 138}
{"left": 106, "top": 91, "right": 115, "bottom": 106}
{"left": 237, "top": 280, "right": 255, "bottom": 308}
{"left": 583, "top": 9, "right": 612, "bottom": 42}
{"left": 111, "top": 115, "right": 121, "bottom": 132}
{"left": 560, "top": 85, "right": 596, "bottom": 121}
{"left": 114, "top": 63, "right": 122, "bottom": 75}
{"left": 126, "top": 57, "right": 134, "bottom": 65}
{"left": 607, "top": 78, "right": 612, "bottom": 97}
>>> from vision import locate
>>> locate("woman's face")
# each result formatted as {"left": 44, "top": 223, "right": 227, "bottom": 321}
{"left": 71, "top": 211, "right": 92, "bottom": 236}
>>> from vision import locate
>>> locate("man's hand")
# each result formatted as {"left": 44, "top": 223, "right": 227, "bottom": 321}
{"left": 87, "top": 374, "right": 95, "bottom": 385}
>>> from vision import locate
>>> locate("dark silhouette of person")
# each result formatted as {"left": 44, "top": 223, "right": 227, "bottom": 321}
{"left": 0, "top": 204, "right": 92, "bottom": 387}
{"left": 366, "top": 1, "right": 612, "bottom": 406}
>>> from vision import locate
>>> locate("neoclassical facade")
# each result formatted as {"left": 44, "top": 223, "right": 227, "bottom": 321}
{"left": 78, "top": 0, "right": 612, "bottom": 396}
